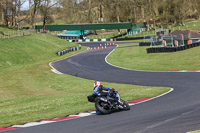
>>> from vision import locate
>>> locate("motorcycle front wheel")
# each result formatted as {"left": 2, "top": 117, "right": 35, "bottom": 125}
{"left": 95, "top": 100, "right": 112, "bottom": 114}
{"left": 120, "top": 99, "right": 130, "bottom": 111}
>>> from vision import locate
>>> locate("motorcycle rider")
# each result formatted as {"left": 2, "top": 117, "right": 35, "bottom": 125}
{"left": 93, "top": 81, "right": 118, "bottom": 105}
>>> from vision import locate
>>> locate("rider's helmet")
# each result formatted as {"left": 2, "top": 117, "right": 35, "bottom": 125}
{"left": 94, "top": 81, "right": 101, "bottom": 87}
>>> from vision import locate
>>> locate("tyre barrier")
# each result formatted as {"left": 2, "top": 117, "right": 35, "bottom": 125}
{"left": 146, "top": 42, "right": 200, "bottom": 53}
{"left": 56, "top": 45, "right": 81, "bottom": 56}
{"left": 69, "top": 38, "right": 114, "bottom": 42}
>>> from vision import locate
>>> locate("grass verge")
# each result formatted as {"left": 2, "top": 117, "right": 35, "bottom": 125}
{"left": 0, "top": 34, "right": 170, "bottom": 127}
{"left": 117, "top": 43, "right": 139, "bottom": 47}
{"left": 107, "top": 45, "right": 200, "bottom": 71}
{"left": 188, "top": 130, "right": 200, "bottom": 133}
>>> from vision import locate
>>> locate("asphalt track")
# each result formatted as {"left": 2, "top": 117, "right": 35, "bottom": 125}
{"left": 6, "top": 42, "right": 200, "bottom": 133}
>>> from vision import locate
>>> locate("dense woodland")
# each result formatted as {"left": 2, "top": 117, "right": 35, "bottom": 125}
{"left": 0, "top": 0, "right": 200, "bottom": 29}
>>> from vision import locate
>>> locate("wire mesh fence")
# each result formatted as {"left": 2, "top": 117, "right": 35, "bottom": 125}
{"left": 0, "top": 30, "right": 34, "bottom": 40}
{"left": 163, "top": 35, "right": 186, "bottom": 47}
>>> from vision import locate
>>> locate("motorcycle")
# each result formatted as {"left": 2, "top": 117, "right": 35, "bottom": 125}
{"left": 87, "top": 90, "right": 130, "bottom": 114}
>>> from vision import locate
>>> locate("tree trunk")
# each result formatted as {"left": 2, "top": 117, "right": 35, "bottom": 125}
{"left": 17, "top": 0, "right": 21, "bottom": 27}
{"left": 5, "top": 1, "right": 9, "bottom": 26}
{"left": 30, "top": 0, "right": 40, "bottom": 29}
{"left": 1, "top": 7, "right": 4, "bottom": 24}
{"left": 141, "top": 7, "right": 144, "bottom": 19}
{"left": 11, "top": 1, "right": 16, "bottom": 27}
{"left": 43, "top": 16, "right": 46, "bottom": 32}
{"left": 29, "top": 0, "right": 32, "bottom": 28}
{"left": 99, "top": 3, "right": 103, "bottom": 22}
{"left": 117, "top": 15, "right": 120, "bottom": 23}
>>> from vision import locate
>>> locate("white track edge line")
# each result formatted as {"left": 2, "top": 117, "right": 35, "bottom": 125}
{"left": 12, "top": 121, "right": 56, "bottom": 128}
{"left": 132, "top": 88, "right": 174, "bottom": 106}
{"left": 105, "top": 45, "right": 164, "bottom": 73}
{"left": 49, "top": 45, "right": 88, "bottom": 75}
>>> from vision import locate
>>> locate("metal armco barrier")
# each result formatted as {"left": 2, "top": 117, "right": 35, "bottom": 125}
{"left": 56, "top": 46, "right": 81, "bottom": 56}
{"left": 139, "top": 41, "right": 162, "bottom": 46}
{"left": 116, "top": 36, "right": 146, "bottom": 41}
{"left": 146, "top": 42, "right": 200, "bottom": 53}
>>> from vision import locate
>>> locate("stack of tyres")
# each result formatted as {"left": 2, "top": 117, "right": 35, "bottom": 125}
{"left": 184, "top": 45, "right": 187, "bottom": 49}
{"left": 56, "top": 46, "right": 81, "bottom": 56}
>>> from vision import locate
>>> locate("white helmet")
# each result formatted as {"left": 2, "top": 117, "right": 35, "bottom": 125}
{"left": 94, "top": 81, "right": 101, "bottom": 87}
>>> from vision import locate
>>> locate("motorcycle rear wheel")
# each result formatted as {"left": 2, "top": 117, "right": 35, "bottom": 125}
{"left": 95, "top": 100, "right": 112, "bottom": 114}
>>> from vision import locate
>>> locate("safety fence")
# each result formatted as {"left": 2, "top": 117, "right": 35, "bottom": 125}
{"left": 0, "top": 30, "right": 34, "bottom": 40}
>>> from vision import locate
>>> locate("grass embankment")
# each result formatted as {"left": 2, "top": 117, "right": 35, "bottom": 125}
{"left": 107, "top": 46, "right": 200, "bottom": 71}
{"left": 172, "top": 19, "right": 200, "bottom": 31}
{"left": 188, "top": 130, "right": 200, "bottom": 133}
{"left": 0, "top": 34, "right": 169, "bottom": 127}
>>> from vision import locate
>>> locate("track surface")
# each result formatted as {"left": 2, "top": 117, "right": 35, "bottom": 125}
{"left": 6, "top": 42, "right": 200, "bottom": 133}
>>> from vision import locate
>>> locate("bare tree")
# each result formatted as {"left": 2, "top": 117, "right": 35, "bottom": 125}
{"left": 29, "top": 0, "right": 41, "bottom": 29}
{"left": 15, "top": 0, "right": 26, "bottom": 28}
{"left": 39, "top": 0, "right": 58, "bottom": 31}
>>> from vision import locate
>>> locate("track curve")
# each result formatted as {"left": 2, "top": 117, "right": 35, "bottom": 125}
{"left": 6, "top": 42, "right": 200, "bottom": 133}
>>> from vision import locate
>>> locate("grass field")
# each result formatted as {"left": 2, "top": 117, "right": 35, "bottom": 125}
{"left": 172, "top": 19, "right": 200, "bottom": 31}
{"left": 0, "top": 33, "right": 170, "bottom": 127}
{"left": 117, "top": 43, "right": 139, "bottom": 47}
{"left": 107, "top": 45, "right": 200, "bottom": 71}
{"left": 116, "top": 39, "right": 152, "bottom": 47}
{"left": 188, "top": 130, "right": 200, "bottom": 133}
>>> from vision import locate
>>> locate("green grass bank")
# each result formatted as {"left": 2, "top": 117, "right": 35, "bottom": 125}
{"left": 0, "top": 34, "right": 169, "bottom": 127}
{"left": 107, "top": 45, "right": 200, "bottom": 71}
{"left": 188, "top": 130, "right": 200, "bottom": 133}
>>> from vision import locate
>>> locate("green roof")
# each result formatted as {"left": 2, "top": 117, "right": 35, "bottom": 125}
{"left": 34, "top": 23, "right": 145, "bottom": 31}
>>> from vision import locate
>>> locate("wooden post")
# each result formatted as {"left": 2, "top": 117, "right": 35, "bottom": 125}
{"left": 188, "top": 40, "right": 192, "bottom": 45}
{"left": 163, "top": 40, "right": 165, "bottom": 47}
{"left": 175, "top": 40, "right": 178, "bottom": 47}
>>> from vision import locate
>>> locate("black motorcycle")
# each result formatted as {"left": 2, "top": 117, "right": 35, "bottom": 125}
{"left": 87, "top": 90, "right": 130, "bottom": 114}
